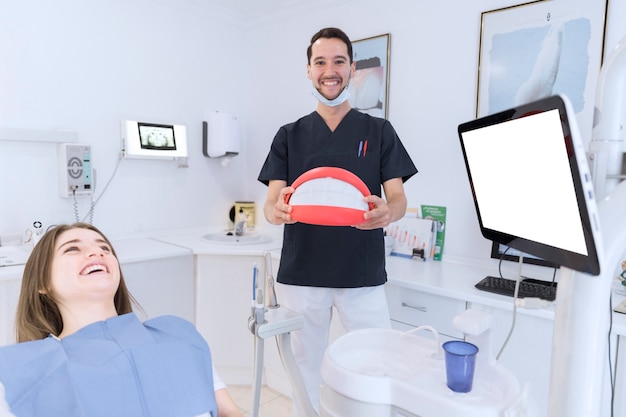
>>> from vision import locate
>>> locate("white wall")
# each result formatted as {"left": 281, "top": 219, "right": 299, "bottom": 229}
{"left": 1, "top": 0, "right": 624, "bottom": 263}
{"left": 0, "top": 0, "right": 250, "bottom": 238}
{"left": 244, "top": 0, "right": 625, "bottom": 263}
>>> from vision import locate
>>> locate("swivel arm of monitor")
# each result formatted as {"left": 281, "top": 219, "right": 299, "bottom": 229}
{"left": 548, "top": 172, "right": 626, "bottom": 417}
{"left": 589, "top": 35, "right": 626, "bottom": 200}
{"left": 548, "top": 34, "right": 626, "bottom": 417}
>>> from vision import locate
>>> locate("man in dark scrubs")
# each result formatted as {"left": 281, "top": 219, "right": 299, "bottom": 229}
{"left": 258, "top": 27, "right": 417, "bottom": 416}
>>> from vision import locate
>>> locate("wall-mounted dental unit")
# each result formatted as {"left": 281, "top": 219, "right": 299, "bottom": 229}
{"left": 57, "top": 143, "right": 93, "bottom": 198}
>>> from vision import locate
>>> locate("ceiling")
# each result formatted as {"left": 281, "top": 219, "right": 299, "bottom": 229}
{"left": 200, "top": 0, "right": 351, "bottom": 18}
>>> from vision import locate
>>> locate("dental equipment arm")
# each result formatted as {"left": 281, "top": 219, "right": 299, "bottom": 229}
{"left": 247, "top": 256, "right": 315, "bottom": 417}
{"left": 248, "top": 263, "right": 264, "bottom": 417}
{"left": 548, "top": 35, "right": 626, "bottom": 417}
{"left": 264, "top": 252, "right": 279, "bottom": 308}
{"left": 276, "top": 332, "right": 319, "bottom": 417}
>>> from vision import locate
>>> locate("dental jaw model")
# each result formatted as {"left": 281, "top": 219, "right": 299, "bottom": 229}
{"left": 286, "top": 167, "right": 372, "bottom": 227}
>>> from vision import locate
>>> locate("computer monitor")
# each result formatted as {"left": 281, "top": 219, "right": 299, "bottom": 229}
{"left": 458, "top": 95, "right": 601, "bottom": 276}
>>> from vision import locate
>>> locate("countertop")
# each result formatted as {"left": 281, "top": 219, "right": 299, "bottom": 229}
{"left": 384, "top": 255, "right": 556, "bottom": 320}
{"left": 4, "top": 226, "right": 626, "bottom": 334}
{"left": 153, "top": 228, "right": 557, "bottom": 320}
{"left": 152, "top": 227, "right": 283, "bottom": 256}
{"left": 0, "top": 227, "right": 282, "bottom": 281}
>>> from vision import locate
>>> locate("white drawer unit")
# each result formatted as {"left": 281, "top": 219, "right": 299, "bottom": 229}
{"left": 0, "top": 277, "right": 21, "bottom": 346}
{"left": 385, "top": 284, "right": 466, "bottom": 339}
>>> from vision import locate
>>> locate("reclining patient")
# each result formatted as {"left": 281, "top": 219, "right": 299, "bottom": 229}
{"left": 0, "top": 222, "right": 242, "bottom": 417}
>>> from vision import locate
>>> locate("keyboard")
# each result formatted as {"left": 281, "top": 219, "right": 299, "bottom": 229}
{"left": 475, "top": 276, "right": 557, "bottom": 301}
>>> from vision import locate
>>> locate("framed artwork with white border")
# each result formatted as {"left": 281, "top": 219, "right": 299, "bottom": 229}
{"left": 349, "top": 33, "right": 391, "bottom": 119}
{"left": 476, "top": 0, "right": 608, "bottom": 147}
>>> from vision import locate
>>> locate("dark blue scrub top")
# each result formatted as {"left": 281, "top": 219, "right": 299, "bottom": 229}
{"left": 258, "top": 109, "right": 417, "bottom": 288}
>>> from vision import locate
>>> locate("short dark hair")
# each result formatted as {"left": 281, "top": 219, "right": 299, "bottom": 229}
{"left": 307, "top": 27, "right": 353, "bottom": 64}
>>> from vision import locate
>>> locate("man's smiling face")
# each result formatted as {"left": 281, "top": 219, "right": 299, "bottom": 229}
{"left": 307, "top": 37, "right": 355, "bottom": 101}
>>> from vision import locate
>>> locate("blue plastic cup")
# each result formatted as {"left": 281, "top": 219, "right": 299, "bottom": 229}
{"left": 442, "top": 340, "right": 479, "bottom": 393}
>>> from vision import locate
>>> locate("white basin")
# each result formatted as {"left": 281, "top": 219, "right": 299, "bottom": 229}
{"left": 203, "top": 232, "right": 273, "bottom": 245}
{"left": 327, "top": 329, "right": 428, "bottom": 379}
{"left": 320, "top": 328, "right": 525, "bottom": 417}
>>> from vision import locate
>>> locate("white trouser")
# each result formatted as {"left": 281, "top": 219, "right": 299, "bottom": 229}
{"left": 0, "top": 382, "right": 15, "bottom": 417}
{"left": 277, "top": 283, "right": 391, "bottom": 416}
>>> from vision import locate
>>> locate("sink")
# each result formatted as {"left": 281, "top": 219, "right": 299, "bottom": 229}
{"left": 203, "top": 232, "right": 273, "bottom": 245}
{"left": 323, "top": 328, "right": 431, "bottom": 380}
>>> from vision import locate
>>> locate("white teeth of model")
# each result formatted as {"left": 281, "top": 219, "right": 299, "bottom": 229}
{"left": 289, "top": 177, "right": 368, "bottom": 211}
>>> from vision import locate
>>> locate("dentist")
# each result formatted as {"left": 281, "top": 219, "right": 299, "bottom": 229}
{"left": 258, "top": 27, "right": 417, "bottom": 415}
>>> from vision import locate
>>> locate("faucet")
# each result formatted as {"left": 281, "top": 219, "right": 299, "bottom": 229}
{"left": 235, "top": 220, "right": 247, "bottom": 236}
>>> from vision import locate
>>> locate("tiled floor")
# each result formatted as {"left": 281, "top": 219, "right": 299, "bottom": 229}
{"left": 228, "top": 385, "right": 294, "bottom": 417}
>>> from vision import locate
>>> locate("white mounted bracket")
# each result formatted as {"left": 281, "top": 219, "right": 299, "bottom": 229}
{"left": 589, "top": 35, "right": 626, "bottom": 200}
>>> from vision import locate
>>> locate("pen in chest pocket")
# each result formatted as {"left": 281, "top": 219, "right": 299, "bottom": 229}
{"left": 357, "top": 140, "right": 368, "bottom": 157}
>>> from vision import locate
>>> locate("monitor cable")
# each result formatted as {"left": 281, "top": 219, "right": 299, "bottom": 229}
{"left": 514, "top": 267, "right": 562, "bottom": 309}
{"left": 496, "top": 248, "right": 523, "bottom": 360}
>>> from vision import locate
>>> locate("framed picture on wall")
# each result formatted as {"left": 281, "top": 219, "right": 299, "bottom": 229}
{"left": 349, "top": 33, "right": 390, "bottom": 119}
{"left": 476, "top": 0, "right": 608, "bottom": 147}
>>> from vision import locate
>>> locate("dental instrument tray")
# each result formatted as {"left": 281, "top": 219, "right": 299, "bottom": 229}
{"left": 475, "top": 275, "right": 557, "bottom": 301}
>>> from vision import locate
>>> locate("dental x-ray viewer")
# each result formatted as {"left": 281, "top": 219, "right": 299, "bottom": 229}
{"left": 0, "top": 222, "right": 242, "bottom": 417}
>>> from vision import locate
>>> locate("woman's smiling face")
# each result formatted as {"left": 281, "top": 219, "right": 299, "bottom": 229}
{"left": 49, "top": 227, "right": 121, "bottom": 309}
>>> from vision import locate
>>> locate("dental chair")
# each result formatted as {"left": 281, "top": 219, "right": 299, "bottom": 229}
{"left": 319, "top": 309, "right": 528, "bottom": 417}
{"left": 249, "top": 254, "right": 528, "bottom": 417}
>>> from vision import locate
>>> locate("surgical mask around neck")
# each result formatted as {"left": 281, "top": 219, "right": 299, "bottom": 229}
{"left": 311, "top": 84, "right": 351, "bottom": 107}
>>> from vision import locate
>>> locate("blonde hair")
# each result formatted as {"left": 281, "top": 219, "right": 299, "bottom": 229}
{"left": 15, "top": 223, "right": 134, "bottom": 342}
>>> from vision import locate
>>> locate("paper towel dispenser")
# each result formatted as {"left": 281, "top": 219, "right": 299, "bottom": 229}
{"left": 202, "top": 111, "right": 240, "bottom": 158}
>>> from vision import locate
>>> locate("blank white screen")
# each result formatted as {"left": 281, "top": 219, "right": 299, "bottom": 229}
{"left": 461, "top": 109, "right": 588, "bottom": 256}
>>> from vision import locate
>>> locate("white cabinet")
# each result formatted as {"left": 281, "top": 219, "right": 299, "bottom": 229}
{"left": 195, "top": 254, "right": 264, "bottom": 384}
{"left": 122, "top": 254, "right": 195, "bottom": 323}
{"left": 0, "top": 276, "right": 21, "bottom": 346}
{"left": 385, "top": 283, "right": 466, "bottom": 341}
{"left": 468, "top": 302, "right": 553, "bottom": 416}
